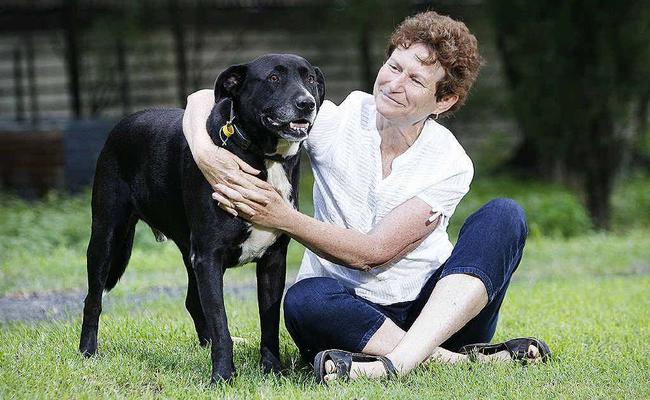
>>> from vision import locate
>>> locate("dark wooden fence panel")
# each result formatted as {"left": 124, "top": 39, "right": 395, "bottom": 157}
{"left": 0, "top": 1, "right": 519, "bottom": 196}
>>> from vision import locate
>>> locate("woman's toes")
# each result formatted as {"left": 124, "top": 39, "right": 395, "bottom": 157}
{"left": 527, "top": 344, "right": 540, "bottom": 360}
{"left": 325, "top": 359, "right": 336, "bottom": 374}
{"left": 323, "top": 360, "right": 339, "bottom": 382}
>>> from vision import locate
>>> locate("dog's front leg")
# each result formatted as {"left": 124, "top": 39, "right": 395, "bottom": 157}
{"left": 256, "top": 236, "right": 289, "bottom": 374}
{"left": 190, "top": 239, "right": 234, "bottom": 383}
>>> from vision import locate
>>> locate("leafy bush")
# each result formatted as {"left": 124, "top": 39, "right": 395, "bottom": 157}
{"left": 611, "top": 173, "right": 650, "bottom": 231}
{"left": 449, "top": 177, "right": 593, "bottom": 239}
{"left": 0, "top": 189, "right": 160, "bottom": 258}
{"left": 1, "top": 174, "right": 646, "bottom": 258}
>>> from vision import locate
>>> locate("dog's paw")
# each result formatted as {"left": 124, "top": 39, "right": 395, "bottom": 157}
{"left": 79, "top": 345, "right": 97, "bottom": 357}
{"left": 79, "top": 329, "right": 98, "bottom": 357}
{"left": 210, "top": 365, "right": 236, "bottom": 384}
{"left": 198, "top": 335, "right": 211, "bottom": 347}
{"left": 260, "top": 347, "right": 282, "bottom": 374}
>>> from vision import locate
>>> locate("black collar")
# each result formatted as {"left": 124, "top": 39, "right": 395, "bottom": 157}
{"left": 218, "top": 100, "right": 291, "bottom": 163}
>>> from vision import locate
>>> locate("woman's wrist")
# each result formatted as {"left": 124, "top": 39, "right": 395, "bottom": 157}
{"left": 277, "top": 206, "right": 302, "bottom": 233}
{"left": 197, "top": 142, "right": 220, "bottom": 164}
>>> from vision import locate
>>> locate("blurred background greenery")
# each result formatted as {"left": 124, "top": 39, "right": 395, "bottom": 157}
{"left": 0, "top": 0, "right": 648, "bottom": 234}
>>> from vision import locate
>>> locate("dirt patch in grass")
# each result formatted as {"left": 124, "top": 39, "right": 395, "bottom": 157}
{"left": 0, "top": 283, "right": 264, "bottom": 324}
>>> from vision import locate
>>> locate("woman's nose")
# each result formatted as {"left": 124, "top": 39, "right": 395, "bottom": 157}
{"left": 386, "top": 72, "right": 407, "bottom": 92}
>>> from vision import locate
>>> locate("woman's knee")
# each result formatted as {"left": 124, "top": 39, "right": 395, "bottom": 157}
{"left": 283, "top": 277, "right": 347, "bottom": 324}
{"left": 482, "top": 198, "right": 528, "bottom": 240}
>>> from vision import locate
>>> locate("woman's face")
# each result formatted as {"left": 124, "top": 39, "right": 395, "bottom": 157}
{"left": 373, "top": 43, "right": 454, "bottom": 126}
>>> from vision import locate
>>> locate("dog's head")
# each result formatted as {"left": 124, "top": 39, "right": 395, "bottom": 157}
{"left": 214, "top": 54, "right": 325, "bottom": 143}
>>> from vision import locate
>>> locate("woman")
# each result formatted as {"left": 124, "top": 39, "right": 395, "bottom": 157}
{"left": 182, "top": 11, "right": 550, "bottom": 382}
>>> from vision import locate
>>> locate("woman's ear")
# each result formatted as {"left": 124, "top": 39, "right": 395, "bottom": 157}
{"left": 314, "top": 67, "right": 326, "bottom": 105}
{"left": 434, "top": 94, "right": 459, "bottom": 116}
{"left": 214, "top": 64, "right": 248, "bottom": 101}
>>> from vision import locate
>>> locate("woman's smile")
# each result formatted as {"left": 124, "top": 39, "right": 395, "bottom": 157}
{"left": 380, "top": 90, "right": 405, "bottom": 107}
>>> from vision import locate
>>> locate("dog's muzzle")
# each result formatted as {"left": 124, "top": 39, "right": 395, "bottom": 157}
{"left": 262, "top": 115, "right": 314, "bottom": 141}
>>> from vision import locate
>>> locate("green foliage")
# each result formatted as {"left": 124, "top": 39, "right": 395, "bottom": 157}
{"left": 2, "top": 173, "right": 649, "bottom": 295}
{"left": 449, "top": 178, "right": 593, "bottom": 239}
{"left": 611, "top": 173, "right": 650, "bottom": 230}
{"left": 0, "top": 190, "right": 160, "bottom": 257}
{"left": 487, "top": 0, "right": 650, "bottom": 228}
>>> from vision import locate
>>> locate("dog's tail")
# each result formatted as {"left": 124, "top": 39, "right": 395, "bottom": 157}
{"left": 104, "top": 215, "right": 138, "bottom": 292}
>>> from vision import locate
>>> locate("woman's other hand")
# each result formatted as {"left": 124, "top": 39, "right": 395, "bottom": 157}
{"left": 182, "top": 89, "right": 260, "bottom": 187}
{"left": 212, "top": 174, "right": 294, "bottom": 229}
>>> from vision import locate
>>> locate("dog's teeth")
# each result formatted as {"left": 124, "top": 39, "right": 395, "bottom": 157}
{"left": 289, "top": 122, "right": 309, "bottom": 129}
{"left": 266, "top": 117, "right": 281, "bottom": 127}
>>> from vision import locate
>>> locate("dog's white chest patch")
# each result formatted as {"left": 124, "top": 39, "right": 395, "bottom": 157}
{"left": 237, "top": 150, "right": 295, "bottom": 264}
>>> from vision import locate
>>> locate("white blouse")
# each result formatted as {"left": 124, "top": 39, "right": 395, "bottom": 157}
{"left": 296, "top": 91, "right": 474, "bottom": 305}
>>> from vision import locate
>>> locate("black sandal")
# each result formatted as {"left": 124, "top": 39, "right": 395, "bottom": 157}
{"left": 313, "top": 349, "right": 398, "bottom": 384}
{"left": 458, "top": 337, "right": 552, "bottom": 363}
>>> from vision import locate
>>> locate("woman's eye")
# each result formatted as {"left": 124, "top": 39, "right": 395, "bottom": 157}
{"left": 307, "top": 75, "right": 315, "bottom": 84}
{"left": 388, "top": 64, "right": 398, "bottom": 71}
{"left": 412, "top": 78, "right": 425, "bottom": 87}
{"left": 268, "top": 74, "right": 280, "bottom": 82}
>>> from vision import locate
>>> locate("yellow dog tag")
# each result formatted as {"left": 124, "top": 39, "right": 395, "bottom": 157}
{"left": 219, "top": 122, "right": 235, "bottom": 146}
{"left": 222, "top": 122, "right": 234, "bottom": 138}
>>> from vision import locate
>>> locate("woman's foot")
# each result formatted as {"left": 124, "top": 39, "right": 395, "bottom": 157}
{"left": 458, "top": 337, "right": 551, "bottom": 364}
{"left": 323, "top": 358, "right": 393, "bottom": 383}
{"left": 430, "top": 344, "right": 542, "bottom": 364}
{"left": 315, "top": 350, "right": 397, "bottom": 384}
{"left": 322, "top": 343, "right": 544, "bottom": 383}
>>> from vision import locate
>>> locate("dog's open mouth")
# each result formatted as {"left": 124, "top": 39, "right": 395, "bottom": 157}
{"left": 262, "top": 116, "right": 311, "bottom": 141}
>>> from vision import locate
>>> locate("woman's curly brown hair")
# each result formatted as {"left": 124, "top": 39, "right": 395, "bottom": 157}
{"left": 387, "top": 11, "right": 482, "bottom": 116}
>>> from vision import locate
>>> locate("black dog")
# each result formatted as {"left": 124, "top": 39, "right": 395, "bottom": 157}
{"left": 79, "top": 54, "right": 325, "bottom": 382}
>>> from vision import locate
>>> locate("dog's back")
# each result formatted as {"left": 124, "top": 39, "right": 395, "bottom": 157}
{"left": 94, "top": 108, "right": 190, "bottom": 244}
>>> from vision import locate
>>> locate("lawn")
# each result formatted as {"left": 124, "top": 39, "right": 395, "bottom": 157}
{"left": 1, "top": 176, "right": 649, "bottom": 399}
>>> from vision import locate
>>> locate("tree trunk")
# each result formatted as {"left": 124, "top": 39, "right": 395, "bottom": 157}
{"left": 116, "top": 38, "right": 131, "bottom": 116}
{"left": 358, "top": 19, "right": 374, "bottom": 93}
{"left": 63, "top": 0, "right": 82, "bottom": 118}
{"left": 169, "top": 0, "right": 187, "bottom": 107}
{"left": 500, "top": 136, "right": 541, "bottom": 176}
{"left": 583, "top": 114, "right": 619, "bottom": 230}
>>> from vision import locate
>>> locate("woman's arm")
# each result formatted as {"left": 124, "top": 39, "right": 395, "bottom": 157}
{"left": 213, "top": 178, "right": 441, "bottom": 271}
{"left": 182, "top": 90, "right": 260, "bottom": 187}
{"left": 281, "top": 197, "right": 441, "bottom": 270}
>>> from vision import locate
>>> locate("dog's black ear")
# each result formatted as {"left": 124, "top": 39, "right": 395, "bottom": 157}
{"left": 314, "top": 67, "right": 326, "bottom": 105}
{"left": 214, "top": 64, "right": 247, "bottom": 101}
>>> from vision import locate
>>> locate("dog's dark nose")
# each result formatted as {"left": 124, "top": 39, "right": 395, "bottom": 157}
{"left": 296, "top": 96, "right": 316, "bottom": 111}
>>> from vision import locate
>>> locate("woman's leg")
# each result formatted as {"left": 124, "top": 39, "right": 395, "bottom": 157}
{"left": 323, "top": 198, "right": 531, "bottom": 380}
{"left": 283, "top": 276, "right": 395, "bottom": 362}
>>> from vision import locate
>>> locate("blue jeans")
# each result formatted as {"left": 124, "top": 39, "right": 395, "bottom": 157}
{"left": 283, "top": 198, "right": 528, "bottom": 361}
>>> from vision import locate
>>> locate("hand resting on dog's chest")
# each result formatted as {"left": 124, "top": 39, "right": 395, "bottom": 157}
{"left": 237, "top": 140, "right": 299, "bottom": 264}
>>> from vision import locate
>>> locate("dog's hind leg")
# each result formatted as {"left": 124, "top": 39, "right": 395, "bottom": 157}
{"left": 80, "top": 175, "right": 137, "bottom": 357}
{"left": 181, "top": 252, "right": 210, "bottom": 347}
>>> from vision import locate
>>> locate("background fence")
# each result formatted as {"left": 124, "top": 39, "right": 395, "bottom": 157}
{"left": 0, "top": 0, "right": 515, "bottom": 195}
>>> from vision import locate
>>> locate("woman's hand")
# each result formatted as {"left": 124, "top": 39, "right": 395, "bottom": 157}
{"left": 212, "top": 174, "right": 295, "bottom": 229}
{"left": 182, "top": 89, "right": 260, "bottom": 187}
{"left": 195, "top": 145, "right": 260, "bottom": 188}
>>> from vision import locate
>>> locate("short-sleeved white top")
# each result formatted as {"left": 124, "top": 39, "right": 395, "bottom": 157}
{"left": 296, "top": 91, "right": 474, "bottom": 305}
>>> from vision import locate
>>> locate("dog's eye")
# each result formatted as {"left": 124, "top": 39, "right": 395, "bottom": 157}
{"left": 307, "top": 75, "right": 315, "bottom": 84}
{"left": 268, "top": 74, "right": 280, "bottom": 83}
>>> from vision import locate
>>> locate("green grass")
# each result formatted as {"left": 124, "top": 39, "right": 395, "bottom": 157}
{"left": 1, "top": 175, "right": 649, "bottom": 398}
{"left": 1, "top": 250, "right": 648, "bottom": 398}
